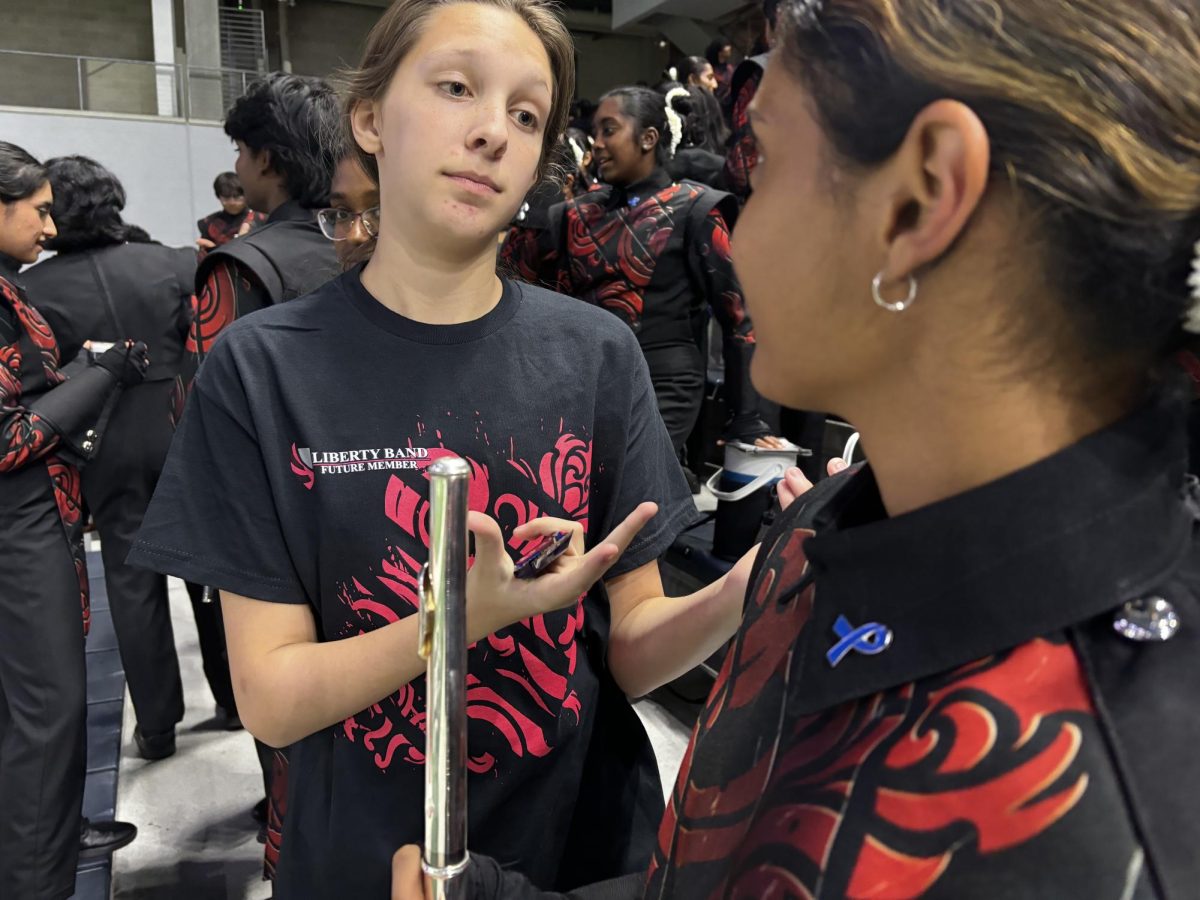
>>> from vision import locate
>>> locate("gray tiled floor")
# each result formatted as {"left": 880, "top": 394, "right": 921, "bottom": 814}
{"left": 112, "top": 579, "right": 694, "bottom": 899}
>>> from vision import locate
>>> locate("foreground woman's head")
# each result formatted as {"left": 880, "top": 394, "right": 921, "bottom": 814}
{"left": 0, "top": 142, "right": 54, "bottom": 265}
{"left": 346, "top": 0, "right": 574, "bottom": 255}
{"left": 737, "top": 0, "right": 1200, "bottom": 415}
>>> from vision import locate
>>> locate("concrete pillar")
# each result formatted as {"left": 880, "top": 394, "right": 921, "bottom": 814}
{"left": 152, "top": 0, "right": 177, "bottom": 116}
{"left": 184, "top": 0, "right": 224, "bottom": 121}
{"left": 278, "top": 0, "right": 294, "bottom": 74}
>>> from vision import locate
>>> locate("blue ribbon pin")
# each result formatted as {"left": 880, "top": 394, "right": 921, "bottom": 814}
{"left": 826, "top": 615, "right": 893, "bottom": 668}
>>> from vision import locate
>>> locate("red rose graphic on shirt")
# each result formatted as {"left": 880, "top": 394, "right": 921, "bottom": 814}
{"left": 335, "top": 424, "right": 594, "bottom": 776}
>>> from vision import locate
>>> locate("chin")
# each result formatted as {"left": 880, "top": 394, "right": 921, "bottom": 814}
{"left": 438, "top": 200, "right": 512, "bottom": 239}
{"left": 751, "top": 350, "right": 816, "bottom": 411}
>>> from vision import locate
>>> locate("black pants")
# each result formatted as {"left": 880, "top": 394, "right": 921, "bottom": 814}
{"left": 85, "top": 382, "right": 184, "bottom": 734}
{"left": 644, "top": 345, "right": 706, "bottom": 461}
{"left": 0, "top": 465, "right": 87, "bottom": 900}
{"left": 184, "top": 581, "right": 237, "bottom": 714}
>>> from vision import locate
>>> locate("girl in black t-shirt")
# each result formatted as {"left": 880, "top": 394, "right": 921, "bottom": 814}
{"left": 131, "top": 2, "right": 763, "bottom": 896}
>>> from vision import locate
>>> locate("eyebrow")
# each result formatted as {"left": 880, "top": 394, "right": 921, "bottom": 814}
{"left": 421, "top": 47, "right": 551, "bottom": 97}
{"left": 329, "top": 191, "right": 379, "bottom": 203}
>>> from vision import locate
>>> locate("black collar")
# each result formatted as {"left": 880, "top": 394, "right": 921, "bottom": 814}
{"left": 607, "top": 169, "right": 674, "bottom": 210}
{"left": 0, "top": 253, "right": 23, "bottom": 281}
{"left": 266, "top": 200, "right": 316, "bottom": 225}
{"left": 788, "top": 391, "right": 1197, "bottom": 714}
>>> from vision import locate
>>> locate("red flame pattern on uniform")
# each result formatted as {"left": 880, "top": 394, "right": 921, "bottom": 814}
{"left": 647, "top": 524, "right": 1096, "bottom": 899}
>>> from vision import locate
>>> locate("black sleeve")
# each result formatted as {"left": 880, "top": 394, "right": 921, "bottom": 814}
{"left": 603, "top": 330, "right": 701, "bottom": 579}
{"left": 464, "top": 854, "right": 641, "bottom": 900}
{"left": 684, "top": 205, "right": 770, "bottom": 441}
{"left": 127, "top": 333, "right": 309, "bottom": 604}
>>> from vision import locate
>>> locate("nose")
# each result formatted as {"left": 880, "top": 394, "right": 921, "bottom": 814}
{"left": 465, "top": 98, "right": 509, "bottom": 158}
{"left": 43, "top": 215, "right": 57, "bottom": 240}
{"left": 347, "top": 218, "right": 370, "bottom": 246}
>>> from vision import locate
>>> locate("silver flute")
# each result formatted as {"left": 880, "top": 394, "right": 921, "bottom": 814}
{"left": 418, "top": 457, "right": 471, "bottom": 900}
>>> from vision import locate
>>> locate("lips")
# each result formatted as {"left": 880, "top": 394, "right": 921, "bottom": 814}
{"left": 445, "top": 171, "right": 501, "bottom": 195}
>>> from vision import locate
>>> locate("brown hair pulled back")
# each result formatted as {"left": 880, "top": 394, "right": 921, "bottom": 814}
{"left": 343, "top": 0, "right": 575, "bottom": 184}
{"left": 778, "top": 0, "right": 1200, "bottom": 360}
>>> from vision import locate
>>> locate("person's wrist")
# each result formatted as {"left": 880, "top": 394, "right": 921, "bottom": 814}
{"left": 465, "top": 589, "right": 507, "bottom": 646}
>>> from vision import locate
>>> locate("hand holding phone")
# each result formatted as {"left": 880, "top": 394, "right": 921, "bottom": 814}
{"left": 513, "top": 531, "right": 572, "bottom": 579}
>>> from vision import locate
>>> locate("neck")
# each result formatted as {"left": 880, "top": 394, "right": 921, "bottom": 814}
{"left": 262, "top": 184, "right": 293, "bottom": 217}
{"left": 359, "top": 227, "right": 501, "bottom": 325}
{"left": 632, "top": 163, "right": 662, "bottom": 185}
{"left": 839, "top": 356, "right": 1141, "bottom": 518}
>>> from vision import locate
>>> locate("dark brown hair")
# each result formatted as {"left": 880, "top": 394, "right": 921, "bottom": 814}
{"left": 778, "top": 0, "right": 1200, "bottom": 360}
{"left": 343, "top": 0, "right": 575, "bottom": 183}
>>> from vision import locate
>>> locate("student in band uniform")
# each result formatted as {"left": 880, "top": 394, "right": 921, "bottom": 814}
{"left": 22, "top": 155, "right": 196, "bottom": 762}
{"left": 0, "top": 141, "right": 146, "bottom": 900}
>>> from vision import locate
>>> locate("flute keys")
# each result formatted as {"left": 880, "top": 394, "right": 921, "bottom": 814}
{"left": 418, "top": 561, "right": 435, "bottom": 660}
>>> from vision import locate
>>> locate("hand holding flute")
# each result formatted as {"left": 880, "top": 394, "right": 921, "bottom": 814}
{"left": 418, "top": 462, "right": 660, "bottom": 900}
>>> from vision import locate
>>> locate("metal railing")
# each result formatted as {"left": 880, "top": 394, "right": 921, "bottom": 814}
{"left": 0, "top": 48, "right": 265, "bottom": 122}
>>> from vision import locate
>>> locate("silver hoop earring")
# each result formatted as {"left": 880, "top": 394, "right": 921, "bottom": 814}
{"left": 872, "top": 271, "right": 918, "bottom": 313}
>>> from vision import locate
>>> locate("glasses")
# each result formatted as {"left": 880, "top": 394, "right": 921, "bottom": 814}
{"left": 317, "top": 206, "right": 381, "bottom": 241}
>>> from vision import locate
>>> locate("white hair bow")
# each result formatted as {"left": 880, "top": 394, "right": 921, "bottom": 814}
{"left": 1185, "top": 239, "right": 1200, "bottom": 334}
{"left": 663, "top": 87, "right": 689, "bottom": 159}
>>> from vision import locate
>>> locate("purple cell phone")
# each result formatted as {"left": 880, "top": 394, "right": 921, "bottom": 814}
{"left": 514, "top": 531, "right": 571, "bottom": 579}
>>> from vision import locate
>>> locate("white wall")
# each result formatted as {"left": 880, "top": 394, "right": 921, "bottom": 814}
{"left": 0, "top": 106, "right": 234, "bottom": 250}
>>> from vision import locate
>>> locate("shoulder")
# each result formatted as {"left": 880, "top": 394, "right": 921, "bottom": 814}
{"left": 668, "top": 181, "right": 737, "bottom": 227}
{"left": 200, "top": 219, "right": 287, "bottom": 267}
{"left": 119, "top": 241, "right": 195, "bottom": 266}
{"left": 732, "top": 56, "right": 767, "bottom": 96}
{"left": 565, "top": 184, "right": 613, "bottom": 215}
{"left": 212, "top": 277, "right": 345, "bottom": 352}
{"left": 19, "top": 254, "right": 83, "bottom": 299}
{"left": 22, "top": 252, "right": 74, "bottom": 279}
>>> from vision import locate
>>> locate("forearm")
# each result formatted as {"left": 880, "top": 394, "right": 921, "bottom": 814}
{"left": 607, "top": 567, "right": 745, "bottom": 699}
{"left": 231, "top": 613, "right": 428, "bottom": 748}
{"left": 229, "top": 595, "right": 521, "bottom": 748}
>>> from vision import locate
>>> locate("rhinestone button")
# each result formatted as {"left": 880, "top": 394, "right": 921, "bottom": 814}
{"left": 1113, "top": 597, "right": 1180, "bottom": 643}
{"left": 86, "top": 429, "right": 97, "bottom": 439}
{"left": 81, "top": 440, "right": 94, "bottom": 453}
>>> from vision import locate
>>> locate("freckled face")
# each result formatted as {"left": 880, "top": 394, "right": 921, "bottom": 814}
{"left": 367, "top": 4, "right": 554, "bottom": 250}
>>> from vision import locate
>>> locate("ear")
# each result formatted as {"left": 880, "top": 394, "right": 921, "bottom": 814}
{"left": 351, "top": 98, "right": 384, "bottom": 157}
{"left": 254, "top": 147, "right": 274, "bottom": 178}
{"left": 640, "top": 126, "right": 661, "bottom": 154}
{"left": 878, "top": 99, "right": 990, "bottom": 286}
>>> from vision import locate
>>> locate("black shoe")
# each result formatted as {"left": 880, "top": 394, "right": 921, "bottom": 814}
{"left": 79, "top": 819, "right": 137, "bottom": 861}
{"left": 215, "top": 704, "right": 243, "bottom": 731}
{"left": 134, "top": 725, "right": 176, "bottom": 760}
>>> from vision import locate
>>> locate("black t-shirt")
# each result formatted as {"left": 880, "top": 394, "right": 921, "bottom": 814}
{"left": 129, "top": 269, "right": 698, "bottom": 897}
